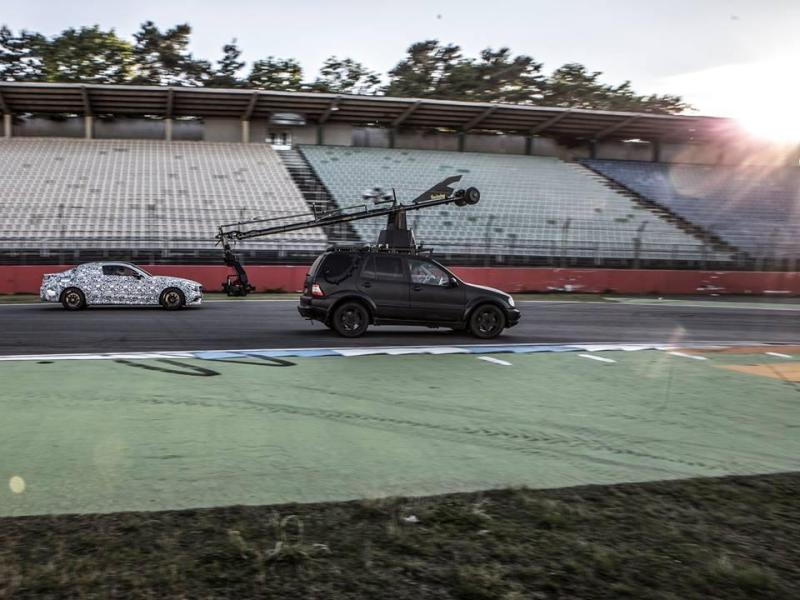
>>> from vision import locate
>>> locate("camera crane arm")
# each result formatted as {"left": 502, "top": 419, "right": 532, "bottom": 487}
{"left": 215, "top": 175, "right": 480, "bottom": 296}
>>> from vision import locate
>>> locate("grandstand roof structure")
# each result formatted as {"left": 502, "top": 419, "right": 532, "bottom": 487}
{"left": 0, "top": 82, "right": 739, "bottom": 143}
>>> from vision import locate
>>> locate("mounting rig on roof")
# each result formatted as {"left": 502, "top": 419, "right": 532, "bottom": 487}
{"left": 215, "top": 175, "right": 481, "bottom": 296}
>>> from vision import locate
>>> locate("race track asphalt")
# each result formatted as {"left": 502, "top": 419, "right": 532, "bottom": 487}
{"left": 1, "top": 299, "right": 799, "bottom": 355}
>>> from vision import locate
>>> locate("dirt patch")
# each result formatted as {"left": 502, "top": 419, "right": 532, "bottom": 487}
{"left": 1, "top": 472, "right": 798, "bottom": 599}
{"left": 679, "top": 345, "right": 800, "bottom": 355}
{"left": 717, "top": 362, "right": 800, "bottom": 382}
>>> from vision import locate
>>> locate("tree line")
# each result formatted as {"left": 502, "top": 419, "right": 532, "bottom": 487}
{"left": 0, "top": 22, "right": 690, "bottom": 114}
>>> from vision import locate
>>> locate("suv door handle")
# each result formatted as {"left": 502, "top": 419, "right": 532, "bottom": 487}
{"left": 413, "top": 284, "right": 422, "bottom": 291}
{"left": 362, "top": 281, "right": 372, "bottom": 288}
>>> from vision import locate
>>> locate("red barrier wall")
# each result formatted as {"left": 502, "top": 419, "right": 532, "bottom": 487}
{"left": 4, "top": 264, "right": 800, "bottom": 296}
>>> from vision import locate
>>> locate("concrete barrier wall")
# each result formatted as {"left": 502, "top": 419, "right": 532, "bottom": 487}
{"left": 4, "top": 265, "right": 800, "bottom": 296}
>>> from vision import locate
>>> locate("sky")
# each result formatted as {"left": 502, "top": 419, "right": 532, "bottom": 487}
{"left": 2, "top": 0, "right": 800, "bottom": 124}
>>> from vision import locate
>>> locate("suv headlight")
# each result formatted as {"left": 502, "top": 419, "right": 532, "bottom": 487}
{"left": 506, "top": 295, "right": 515, "bottom": 308}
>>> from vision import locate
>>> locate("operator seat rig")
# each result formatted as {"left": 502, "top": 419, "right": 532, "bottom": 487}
{"left": 215, "top": 175, "right": 480, "bottom": 296}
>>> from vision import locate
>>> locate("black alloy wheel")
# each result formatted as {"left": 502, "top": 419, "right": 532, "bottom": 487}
{"left": 332, "top": 302, "right": 369, "bottom": 338}
{"left": 469, "top": 304, "right": 505, "bottom": 339}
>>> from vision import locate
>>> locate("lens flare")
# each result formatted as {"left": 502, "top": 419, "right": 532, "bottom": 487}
{"left": 9, "top": 475, "right": 25, "bottom": 494}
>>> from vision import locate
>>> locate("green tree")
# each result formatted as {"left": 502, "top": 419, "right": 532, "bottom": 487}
{"left": 450, "top": 47, "right": 545, "bottom": 103}
{"left": 543, "top": 63, "right": 690, "bottom": 114}
{"left": 208, "top": 39, "right": 244, "bottom": 87}
{"left": 247, "top": 57, "right": 303, "bottom": 91}
{"left": 40, "top": 26, "right": 133, "bottom": 84}
{"left": 384, "top": 40, "right": 463, "bottom": 98}
{"left": 131, "top": 21, "right": 211, "bottom": 86}
{"left": 0, "top": 26, "right": 46, "bottom": 81}
{"left": 312, "top": 56, "right": 381, "bottom": 95}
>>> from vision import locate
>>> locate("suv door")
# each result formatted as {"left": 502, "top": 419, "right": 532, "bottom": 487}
{"left": 407, "top": 257, "right": 465, "bottom": 322}
{"left": 358, "top": 254, "right": 409, "bottom": 320}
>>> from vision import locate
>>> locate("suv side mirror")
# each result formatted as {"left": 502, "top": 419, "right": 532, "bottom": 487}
{"left": 449, "top": 277, "right": 459, "bottom": 288}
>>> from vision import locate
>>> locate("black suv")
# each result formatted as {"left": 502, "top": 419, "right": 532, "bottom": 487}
{"left": 298, "top": 249, "right": 520, "bottom": 338}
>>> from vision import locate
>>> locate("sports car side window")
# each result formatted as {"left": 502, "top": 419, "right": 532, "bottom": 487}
{"left": 102, "top": 265, "right": 122, "bottom": 276}
{"left": 102, "top": 265, "right": 138, "bottom": 277}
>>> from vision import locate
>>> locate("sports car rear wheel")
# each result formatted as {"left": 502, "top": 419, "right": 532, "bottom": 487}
{"left": 61, "top": 288, "right": 86, "bottom": 311}
{"left": 160, "top": 288, "right": 185, "bottom": 311}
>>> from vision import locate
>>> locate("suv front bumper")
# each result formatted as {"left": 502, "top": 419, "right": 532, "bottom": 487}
{"left": 506, "top": 307, "right": 521, "bottom": 327}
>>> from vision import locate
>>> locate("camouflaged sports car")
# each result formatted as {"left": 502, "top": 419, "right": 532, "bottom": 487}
{"left": 40, "top": 262, "right": 203, "bottom": 310}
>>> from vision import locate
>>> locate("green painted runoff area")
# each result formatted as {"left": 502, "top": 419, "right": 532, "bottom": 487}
{"left": 1, "top": 350, "right": 798, "bottom": 517}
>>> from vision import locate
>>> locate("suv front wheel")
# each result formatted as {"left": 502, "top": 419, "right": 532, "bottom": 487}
{"left": 469, "top": 304, "right": 505, "bottom": 339}
{"left": 331, "top": 301, "right": 370, "bottom": 338}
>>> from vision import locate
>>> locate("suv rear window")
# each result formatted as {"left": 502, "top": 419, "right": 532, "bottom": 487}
{"left": 308, "top": 254, "right": 326, "bottom": 277}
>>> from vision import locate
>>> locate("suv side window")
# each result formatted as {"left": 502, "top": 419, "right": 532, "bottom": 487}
{"left": 361, "top": 256, "right": 376, "bottom": 279}
{"left": 320, "top": 253, "right": 356, "bottom": 283}
{"left": 408, "top": 258, "right": 450, "bottom": 287}
{"left": 374, "top": 256, "right": 406, "bottom": 281}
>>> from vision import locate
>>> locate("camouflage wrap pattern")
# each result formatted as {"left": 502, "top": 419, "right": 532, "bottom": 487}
{"left": 40, "top": 263, "right": 203, "bottom": 306}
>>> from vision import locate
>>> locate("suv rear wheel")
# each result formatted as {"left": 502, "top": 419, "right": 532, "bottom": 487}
{"left": 469, "top": 304, "right": 505, "bottom": 339}
{"left": 332, "top": 301, "right": 369, "bottom": 338}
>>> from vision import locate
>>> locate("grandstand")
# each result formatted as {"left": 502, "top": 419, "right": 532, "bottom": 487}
{"left": 585, "top": 160, "right": 800, "bottom": 265}
{"left": 0, "top": 82, "right": 796, "bottom": 270}
{"left": 0, "top": 138, "right": 327, "bottom": 256}
{"left": 300, "top": 146, "right": 734, "bottom": 265}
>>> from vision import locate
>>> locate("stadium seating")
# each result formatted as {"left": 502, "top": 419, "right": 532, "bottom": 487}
{"left": 0, "top": 138, "right": 327, "bottom": 251}
{"left": 584, "top": 160, "right": 800, "bottom": 259}
{"left": 300, "top": 146, "right": 732, "bottom": 262}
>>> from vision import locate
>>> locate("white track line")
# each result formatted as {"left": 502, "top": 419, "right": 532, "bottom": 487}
{"left": 578, "top": 354, "right": 616, "bottom": 363}
{"left": 477, "top": 356, "right": 513, "bottom": 366}
{"left": 668, "top": 351, "right": 708, "bottom": 360}
{"left": 765, "top": 352, "right": 793, "bottom": 359}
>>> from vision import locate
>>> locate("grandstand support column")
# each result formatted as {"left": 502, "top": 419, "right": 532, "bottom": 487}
{"left": 525, "top": 134, "right": 533, "bottom": 155}
{"left": 388, "top": 128, "right": 396, "bottom": 149}
{"left": 165, "top": 118, "right": 173, "bottom": 141}
{"left": 652, "top": 139, "right": 662, "bottom": 162}
{"left": 458, "top": 131, "right": 466, "bottom": 152}
{"left": 2, "top": 113, "right": 10, "bottom": 138}
{"left": 588, "top": 140, "right": 597, "bottom": 159}
{"left": 241, "top": 120, "right": 250, "bottom": 144}
{"left": 316, "top": 124, "right": 325, "bottom": 145}
{"left": 84, "top": 115, "right": 94, "bottom": 139}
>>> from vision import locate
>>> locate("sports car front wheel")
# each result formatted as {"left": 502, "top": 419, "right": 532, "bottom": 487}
{"left": 160, "top": 288, "right": 185, "bottom": 311}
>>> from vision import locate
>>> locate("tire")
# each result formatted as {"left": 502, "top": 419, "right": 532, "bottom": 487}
{"left": 61, "top": 287, "right": 86, "bottom": 311}
{"left": 468, "top": 304, "right": 505, "bottom": 339}
{"left": 331, "top": 301, "right": 369, "bottom": 338}
{"left": 160, "top": 287, "right": 185, "bottom": 311}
